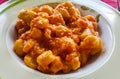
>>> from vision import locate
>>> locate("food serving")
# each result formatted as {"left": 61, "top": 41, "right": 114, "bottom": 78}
{"left": 13, "top": 1, "right": 103, "bottom": 74}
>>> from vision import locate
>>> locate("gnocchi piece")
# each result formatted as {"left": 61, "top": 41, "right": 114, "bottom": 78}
{"left": 44, "top": 28, "right": 52, "bottom": 39}
{"left": 55, "top": 5, "right": 71, "bottom": 19}
{"left": 91, "top": 37, "right": 103, "bottom": 55}
{"left": 65, "top": 52, "right": 79, "bottom": 61}
{"left": 15, "top": 20, "right": 25, "bottom": 31}
{"left": 80, "top": 53, "right": 88, "bottom": 66}
{"left": 39, "top": 5, "right": 54, "bottom": 15}
{"left": 31, "top": 45, "right": 45, "bottom": 57}
{"left": 32, "top": 7, "right": 40, "bottom": 13}
{"left": 80, "top": 28, "right": 92, "bottom": 39}
{"left": 24, "top": 54, "right": 37, "bottom": 69}
{"left": 84, "top": 15, "right": 98, "bottom": 31}
{"left": 56, "top": 1, "right": 81, "bottom": 22}
{"left": 80, "top": 35, "right": 103, "bottom": 55}
{"left": 92, "top": 22, "right": 98, "bottom": 31}
{"left": 68, "top": 7, "right": 81, "bottom": 18}
{"left": 71, "top": 56, "right": 80, "bottom": 70}
{"left": 62, "top": 63, "right": 71, "bottom": 73}
{"left": 50, "top": 56, "right": 63, "bottom": 73}
{"left": 30, "top": 28, "right": 42, "bottom": 39}
{"left": 18, "top": 8, "right": 37, "bottom": 25}
{"left": 55, "top": 25, "right": 71, "bottom": 37}
{"left": 84, "top": 15, "right": 96, "bottom": 22}
{"left": 37, "top": 50, "right": 55, "bottom": 71}
{"left": 49, "top": 10, "right": 65, "bottom": 25}
{"left": 23, "top": 39, "right": 36, "bottom": 53}
{"left": 30, "top": 16, "right": 49, "bottom": 29}
{"left": 50, "top": 37, "right": 77, "bottom": 56}
{"left": 37, "top": 12, "right": 49, "bottom": 18}
{"left": 37, "top": 64, "right": 49, "bottom": 73}
{"left": 18, "top": 28, "right": 27, "bottom": 36}
{"left": 14, "top": 39, "right": 24, "bottom": 57}
{"left": 19, "top": 31, "right": 31, "bottom": 40}
{"left": 75, "top": 17, "right": 89, "bottom": 30}
{"left": 69, "top": 34, "right": 80, "bottom": 43}
{"left": 65, "top": 52, "right": 80, "bottom": 70}
{"left": 15, "top": 20, "right": 30, "bottom": 36}
{"left": 63, "top": 1, "right": 73, "bottom": 8}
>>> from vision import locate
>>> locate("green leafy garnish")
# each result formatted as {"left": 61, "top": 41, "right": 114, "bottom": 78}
{"left": 81, "top": 6, "right": 90, "bottom": 10}
{"left": 89, "top": 9, "right": 96, "bottom": 12}
{"left": 96, "top": 14, "right": 101, "bottom": 22}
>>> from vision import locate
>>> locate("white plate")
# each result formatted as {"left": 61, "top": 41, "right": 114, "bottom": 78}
{"left": 0, "top": 0, "right": 120, "bottom": 79}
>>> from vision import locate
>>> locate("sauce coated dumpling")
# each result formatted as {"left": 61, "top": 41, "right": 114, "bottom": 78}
{"left": 14, "top": 1, "right": 103, "bottom": 74}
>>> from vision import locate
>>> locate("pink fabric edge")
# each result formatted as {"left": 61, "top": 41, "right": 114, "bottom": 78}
{"left": 102, "top": 0, "right": 117, "bottom": 8}
{"left": 0, "top": 0, "right": 7, "bottom": 4}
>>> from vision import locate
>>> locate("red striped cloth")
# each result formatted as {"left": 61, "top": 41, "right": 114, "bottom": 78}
{"left": 102, "top": 0, "right": 117, "bottom": 9}
{"left": 0, "top": 0, "right": 7, "bottom": 4}
{"left": 0, "top": 0, "right": 118, "bottom": 9}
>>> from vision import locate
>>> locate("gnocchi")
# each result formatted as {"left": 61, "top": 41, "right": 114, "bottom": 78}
{"left": 13, "top": 1, "right": 103, "bottom": 74}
